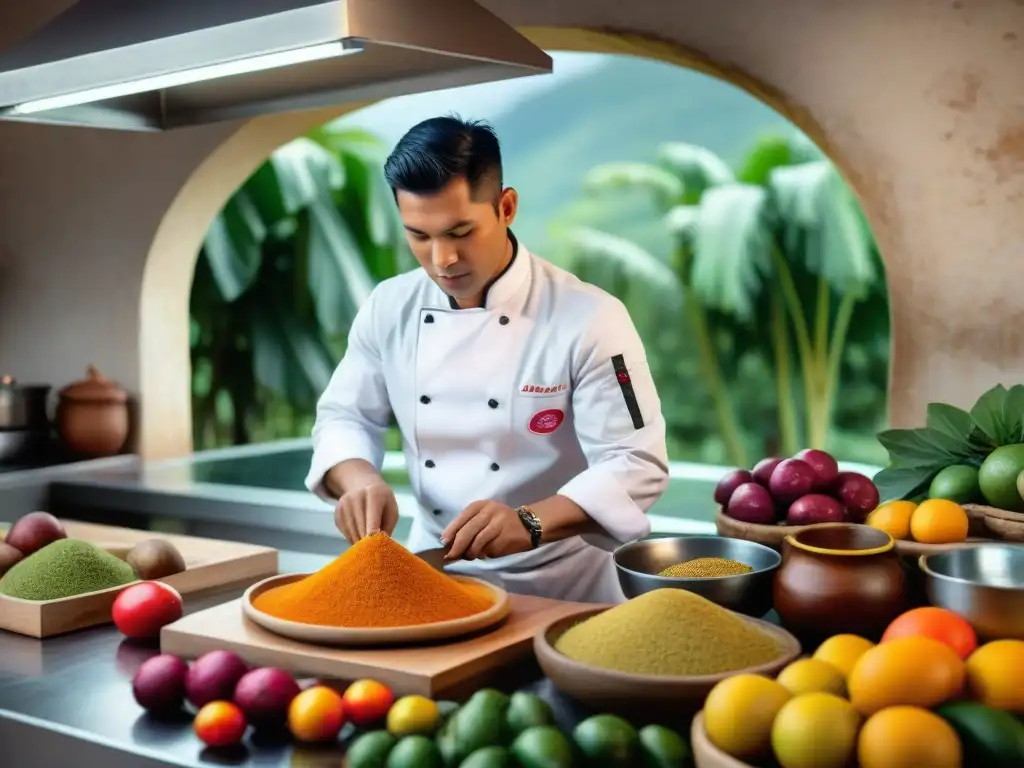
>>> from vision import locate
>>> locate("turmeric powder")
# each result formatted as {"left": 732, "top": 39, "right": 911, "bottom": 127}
{"left": 252, "top": 533, "right": 494, "bottom": 627}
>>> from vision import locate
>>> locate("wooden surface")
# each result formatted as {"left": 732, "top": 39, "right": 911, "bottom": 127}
{"left": 0, "top": 518, "right": 278, "bottom": 639}
{"left": 162, "top": 593, "right": 599, "bottom": 699}
{"left": 241, "top": 573, "right": 512, "bottom": 646}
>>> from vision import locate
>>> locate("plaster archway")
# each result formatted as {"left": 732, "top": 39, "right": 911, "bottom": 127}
{"left": 138, "top": 28, "right": 854, "bottom": 460}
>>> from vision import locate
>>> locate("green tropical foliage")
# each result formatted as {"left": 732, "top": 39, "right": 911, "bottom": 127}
{"left": 554, "top": 135, "right": 890, "bottom": 467}
{"left": 189, "top": 127, "right": 415, "bottom": 448}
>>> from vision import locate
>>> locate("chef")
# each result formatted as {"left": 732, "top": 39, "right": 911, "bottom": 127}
{"left": 305, "top": 115, "right": 669, "bottom": 603}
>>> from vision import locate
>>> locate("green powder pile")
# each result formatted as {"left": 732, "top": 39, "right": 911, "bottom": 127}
{"left": 0, "top": 539, "right": 137, "bottom": 601}
{"left": 555, "top": 588, "right": 784, "bottom": 676}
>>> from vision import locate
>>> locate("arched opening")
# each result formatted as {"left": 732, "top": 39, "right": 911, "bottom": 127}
{"left": 139, "top": 28, "right": 892, "bottom": 483}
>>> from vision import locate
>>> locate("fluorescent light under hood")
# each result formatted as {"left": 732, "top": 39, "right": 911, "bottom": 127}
{"left": 0, "top": 0, "right": 552, "bottom": 132}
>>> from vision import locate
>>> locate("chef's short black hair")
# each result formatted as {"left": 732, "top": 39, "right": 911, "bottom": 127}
{"left": 383, "top": 115, "right": 503, "bottom": 206}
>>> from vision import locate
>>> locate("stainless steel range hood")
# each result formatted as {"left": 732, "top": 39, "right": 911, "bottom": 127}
{"left": 0, "top": 0, "right": 552, "bottom": 132}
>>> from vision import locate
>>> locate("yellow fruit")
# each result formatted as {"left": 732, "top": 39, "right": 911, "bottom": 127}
{"left": 771, "top": 692, "right": 861, "bottom": 768}
{"left": 848, "top": 635, "right": 965, "bottom": 715}
{"left": 776, "top": 658, "right": 847, "bottom": 697}
{"left": 865, "top": 500, "right": 917, "bottom": 540}
{"left": 909, "top": 498, "right": 969, "bottom": 544}
{"left": 858, "top": 706, "right": 962, "bottom": 768}
{"left": 813, "top": 634, "right": 876, "bottom": 679}
{"left": 386, "top": 695, "right": 439, "bottom": 736}
{"left": 704, "top": 674, "right": 792, "bottom": 760}
{"left": 965, "top": 639, "right": 1024, "bottom": 712}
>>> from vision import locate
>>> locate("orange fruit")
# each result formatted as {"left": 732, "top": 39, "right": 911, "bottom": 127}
{"left": 909, "top": 499, "right": 969, "bottom": 543}
{"left": 848, "top": 635, "right": 965, "bottom": 715}
{"left": 771, "top": 692, "right": 860, "bottom": 768}
{"left": 193, "top": 701, "right": 247, "bottom": 747}
{"left": 858, "top": 706, "right": 962, "bottom": 768}
{"left": 288, "top": 685, "right": 346, "bottom": 742}
{"left": 881, "top": 606, "right": 978, "bottom": 660}
{"left": 342, "top": 679, "right": 395, "bottom": 728}
{"left": 965, "top": 639, "right": 1024, "bottom": 712}
{"left": 865, "top": 500, "right": 917, "bottom": 540}
{"left": 703, "top": 674, "right": 792, "bottom": 760}
{"left": 776, "top": 659, "right": 847, "bottom": 697}
{"left": 813, "top": 634, "right": 876, "bottom": 679}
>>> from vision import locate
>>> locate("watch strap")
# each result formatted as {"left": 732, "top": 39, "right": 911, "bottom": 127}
{"left": 515, "top": 505, "right": 543, "bottom": 549}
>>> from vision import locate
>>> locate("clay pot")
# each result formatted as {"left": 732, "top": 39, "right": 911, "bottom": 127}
{"left": 56, "top": 365, "right": 130, "bottom": 457}
{"left": 773, "top": 523, "right": 908, "bottom": 644}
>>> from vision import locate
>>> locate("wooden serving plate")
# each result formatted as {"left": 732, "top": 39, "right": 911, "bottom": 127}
{"left": 0, "top": 519, "right": 278, "bottom": 638}
{"left": 162, "top": 592, "right": 600, "bottom": 699}
{"left": 242, "top": 573, "right": 511, "bottom": 646}
{"left": 533, "top": 607, "right": 801, "bottom": 719}
{"left": 691, "top": 712, "right": 754, "bottom": 768}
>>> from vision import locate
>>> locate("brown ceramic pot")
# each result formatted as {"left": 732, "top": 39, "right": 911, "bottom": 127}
{"left": 773, "top": 523, "right": 908, "bottom": 643}
{"left": 56, "top": 365, "right": 130, "bottom": 457}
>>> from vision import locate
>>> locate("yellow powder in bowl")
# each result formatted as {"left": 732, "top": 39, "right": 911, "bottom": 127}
{"left": 554, "top": 588, "right": 783, "bottom": 676}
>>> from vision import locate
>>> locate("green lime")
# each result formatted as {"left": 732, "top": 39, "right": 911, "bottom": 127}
{"left": 638, "top": 724, "right": 691, "bottom": 768}
{"left": 979, "top": 445, "right": 1024, "bottom": 510}
{"left": 510, "top": 725, "right": 575, "bottom": 768}
{"left": 573, "top": 714, "right": 640, "bottom": 766}
{"left": 447, "top": 696, "right": 509, "bottom": 764}
{"left": 929, "top": 464, "right": 982, "bottom": 504}
{"left": 458, "top": 746, "right": 512, "bottom": 768}
{"left": 937, "top": 701, "right": 1024, "bottom": 767}
{"left": 467, "top": 689, "right": 511, "bottom": 712}
{"left": 386, "top": 735, "right": 442, "bottom": 768}
{"left": 505, "top": 692, "right": 554, "bottom": 736}
{"left": 346, "top": 730, "right": 397, "bottom": 768}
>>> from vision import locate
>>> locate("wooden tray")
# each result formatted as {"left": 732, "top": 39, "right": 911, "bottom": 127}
{"left": 242, "top": 573, "right": 511, "bottom": 646}
{"left": 161, "top": 593, "right": 599, "bottom": 699}
{"left": 716, "top": 507, "right": 996, "bottom": 557}
{"left": 0, "top": 519, "right": 278, "bottom": 639}
{"left": 691, "top": 712, "right": 753, "bottom": 768}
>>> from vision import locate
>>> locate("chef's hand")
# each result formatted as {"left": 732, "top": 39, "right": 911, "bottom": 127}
{"left": 335, "top": 481, "right": 399, "bottom": 544}
{"left": 441, "top": 500, "right": 532, "bottom": 560}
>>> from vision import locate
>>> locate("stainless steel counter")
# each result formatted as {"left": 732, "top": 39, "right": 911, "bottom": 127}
{"left": 0, "top": 549, "right": 593, "bottom": 767}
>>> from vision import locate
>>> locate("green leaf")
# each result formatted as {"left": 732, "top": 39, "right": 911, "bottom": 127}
{"left": 202, "top": 191, "right": 266, "bottom": 302}
{"left": 304, "top": 199, "right": 377, "bottom": 336}
{"left": 655, "top": 143, "right": 735, "bottom": 203}
{"left": 873, "top": 465, "right": 938, "bottom": 502}
{"left": 582, "top": 162, "right": 684, "bottom": 209}
{"left": 248, "top": 138, "right": 344, "bottom": 222}
{"left": 970, "top": 383, "right": 1024, "bottom": 447}
{"left": 876, "top": 426, "right": 980, "bottom": 468}
{"left": 664, "top": 205, "right": 699, "bottom": 248}
{"left": 689, "top": 184, "right": 773, "bottom": 322}
{"left": 925, "top": 402, "right": 976, "bottom": 443}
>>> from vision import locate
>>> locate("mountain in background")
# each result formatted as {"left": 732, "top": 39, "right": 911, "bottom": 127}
{"left": 486, "top": 54, "right": 801, "bottom": 258}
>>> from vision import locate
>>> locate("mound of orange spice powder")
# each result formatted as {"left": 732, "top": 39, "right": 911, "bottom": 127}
{"left": 252, "top": 533, "right": 494, "bottom": 627}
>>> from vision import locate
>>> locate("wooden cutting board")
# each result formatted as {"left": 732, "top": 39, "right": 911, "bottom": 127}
{"left": 161, "top": 594, "right": 599, "bottom": 699}
{"left": 0, "top": 518, "right": 278, "bottom": 638}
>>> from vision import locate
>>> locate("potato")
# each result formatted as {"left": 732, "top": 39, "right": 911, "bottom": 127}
{"left": 0, "top": 542, "right": 23, "bottom": 577}
{"left": 126, "top": 538, "right": 186, "bottom": 580}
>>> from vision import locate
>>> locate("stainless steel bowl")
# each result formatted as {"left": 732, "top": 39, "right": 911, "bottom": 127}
{"left": 920, "top": 545, "right": 1024, "bottom": 639}
{"left": 613, "top": 536, "right": 781, "bottom": 616}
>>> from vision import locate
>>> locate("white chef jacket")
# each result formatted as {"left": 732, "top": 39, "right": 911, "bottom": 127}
{"left": 306, "top": 234, "right": 670, "bottom": 604}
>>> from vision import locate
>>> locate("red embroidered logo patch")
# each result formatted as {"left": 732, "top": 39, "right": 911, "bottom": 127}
{"left": 529, "top": 409, "right": 564, "bottom": 435}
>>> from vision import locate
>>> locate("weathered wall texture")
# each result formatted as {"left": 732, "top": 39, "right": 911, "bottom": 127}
{"left": 0, "top": 0, "right": 1022, "bottom": 459}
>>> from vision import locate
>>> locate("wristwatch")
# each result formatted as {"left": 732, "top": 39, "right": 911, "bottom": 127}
{"left": 515, "top": 506, "right": 543, "bottom": 549}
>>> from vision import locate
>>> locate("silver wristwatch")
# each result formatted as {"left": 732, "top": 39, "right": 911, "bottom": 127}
{"left": 515, "top": 505, "right": 543, "bottom": 549}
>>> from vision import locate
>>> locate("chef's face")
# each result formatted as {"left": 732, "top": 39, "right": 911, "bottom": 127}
{"left": 396, "top": 177, "right": 518, "bottom": 308}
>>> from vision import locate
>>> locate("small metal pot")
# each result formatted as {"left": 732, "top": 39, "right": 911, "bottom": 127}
{"left": 0, "top": 376, "right": 52, "bottom": 430}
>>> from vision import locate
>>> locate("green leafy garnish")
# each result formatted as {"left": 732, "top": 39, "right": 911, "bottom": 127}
{"left": 873, "top": 384, "right": 1024, "bottom": 501}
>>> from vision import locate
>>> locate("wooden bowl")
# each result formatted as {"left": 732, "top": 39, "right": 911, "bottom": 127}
{"left": 965, "top": 503, "right": 1024, "bottom": 543}
{"left": 691, "top": 712, "right": 755, "bottom": 768}
{"left": 242, "top": 573, "right": 510, "bottom": 646}
{"left": 533, "top": 607, "right": 801, "bottom": 719}
{"left": 715, "top": 508, "right": 800, "bottom": 549}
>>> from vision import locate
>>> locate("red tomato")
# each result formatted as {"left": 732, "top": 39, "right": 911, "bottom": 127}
{"left": 194, "top": 701, "right": 247, "bottom": 747}
{"left": 342, "top": 679, "right": 395, "bottom": 727}
{"left": 881, "top": 606, "right": 978, "bottom": 660}
{"left": 112, "top": 581, "right": 184, "bottom": 639}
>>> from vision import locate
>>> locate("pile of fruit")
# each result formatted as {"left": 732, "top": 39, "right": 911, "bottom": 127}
{"left": 130, "top": 649, "right": 692, "bottom": 766}
{"left": 703, "top": 606, "right": 1024, "bottom": 767}
{"left": 716, "top": 449, "right": 880, "bottom": 527}
{"left": 865, "top": 498, "right": 970, "bottom": 545}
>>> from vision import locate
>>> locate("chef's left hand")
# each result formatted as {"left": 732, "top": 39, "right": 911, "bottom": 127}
{"left": 441, "top": 500, "right": 533, "bottom": 560}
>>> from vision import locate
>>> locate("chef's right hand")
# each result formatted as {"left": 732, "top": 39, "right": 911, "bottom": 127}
{"left": 335, "top": 481, "right": 399, "bottom": 544}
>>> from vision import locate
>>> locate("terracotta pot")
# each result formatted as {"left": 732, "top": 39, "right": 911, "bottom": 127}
{"left": 56, "top": 365, "right": 130, "bottom": 457}
{"left": 773, "top": 523, "right": 908, "bottom": 643}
